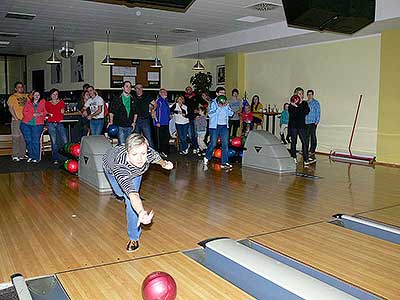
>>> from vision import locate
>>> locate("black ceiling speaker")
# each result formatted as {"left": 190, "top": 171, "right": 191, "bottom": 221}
{"left": 85, "top": 0, "right": 196, "bottom": 12}
{"left": 282, "top": 0, "right": 376, "bottom": 34}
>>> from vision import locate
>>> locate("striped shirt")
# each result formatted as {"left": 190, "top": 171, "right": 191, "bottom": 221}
{"left": 103, "top": 145, "right": 161, "bottom": 195}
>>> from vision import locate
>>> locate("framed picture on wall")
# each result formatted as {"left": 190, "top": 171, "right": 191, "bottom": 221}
{"left": 71, "top": 55, "right": 84, "bottom": 82}
{"left": 217, "top": 64, "right": 225, "bottom": 85}
{"left": 51, "top": 63, "right": 62, "bottom": 84}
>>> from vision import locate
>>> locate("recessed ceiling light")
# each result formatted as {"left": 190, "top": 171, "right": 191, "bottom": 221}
{"left": 5, "top": 12, "right": 36, "bottom": 20}
{"left": 170, "top": 28, "right": 195, "bottom": 34}
{"left": 0, "top": 32, "right": 19, "bottom": 37}
{"left": 145, "top": 22, "right": 154, "bottom": 25}
{"left": 236, "top": 16, "right": 267, "bottom": 23}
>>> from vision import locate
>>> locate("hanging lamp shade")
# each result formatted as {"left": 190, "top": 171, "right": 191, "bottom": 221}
{"left": 101, "top": 30, "right": 114, "bottom": 66}
{"left": 46, "top": 26, "right": 61, "bottom": 64}
{"left": 151, "top": 34, "right": 163, "bottom": 68}
{"left": 192, "top": 38, "right": 205, "bottom": 71}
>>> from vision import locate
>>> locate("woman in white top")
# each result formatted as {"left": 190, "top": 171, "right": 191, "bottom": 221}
{"left": 84, "top": 85, "right": 104, "bottom": 135}
{"left": 170, "top": 95, "right": 189, "bottom": 155}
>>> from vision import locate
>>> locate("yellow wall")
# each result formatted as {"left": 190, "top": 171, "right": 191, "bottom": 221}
{"left": 377, "top": 29, "right": 400, "bottom": 164}
{"left": 246, "top": 36, "right": 381, "bottom": 155}
{"left": 27, "top": 42, "right": 94, "bottom": 91}
{"left": 225, "top": 53, "right": 245, "bottom": 96}
{"left": 93, "top": 41, "right": 224, "bottom": 91}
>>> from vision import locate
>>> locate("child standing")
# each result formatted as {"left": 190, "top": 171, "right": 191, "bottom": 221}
{"left": 279, "top": 103, "right": 290, "bottom": 144}
{"left": 240, "top": 105, "right": 253, "bottom": 136}
{"left": 194, "top": 106, "right": 207, "bottom": 155}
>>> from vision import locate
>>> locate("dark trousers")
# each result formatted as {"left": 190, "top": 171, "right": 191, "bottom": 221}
{"left": 290, "top": 127, "right": 308, "bottom": 162}
{"left": 306, "top": 123, "right": 317, "bottom": 154}
{"left": 229, "top": 119, "right": 240, "bottom": 137}
{"left": 135, "top": 118, "right": 154, "bottom": 148}
{"left": 155, "top": 125, "right": 170, "bottom": 154}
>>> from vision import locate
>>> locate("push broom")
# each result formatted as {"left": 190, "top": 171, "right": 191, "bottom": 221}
{"left": 329, "top": 95, "right": 376, "bottom": 165}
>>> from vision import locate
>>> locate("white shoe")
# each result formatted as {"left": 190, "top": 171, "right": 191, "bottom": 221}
{"left": 193, "top": 149, "right": 198, "bottom": 154}
{"left": 12, "top": 157, "right": 20, "bottom": 162}
{"left": 32, "top": 159, "right": 38, "bottom": 163}
{"left": 182, "top": 149, "right": 189, "bottom": 155}
{"left": 221, "top": 163, "right": 233, "bottom": 169}
{"left": 203, "top": 157, "right": 209, "bottom": 165}
{"left": 27, "top": 158, "right": 33, "bottom": 163}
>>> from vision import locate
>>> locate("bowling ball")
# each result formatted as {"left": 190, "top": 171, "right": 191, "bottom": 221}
{"left": 228, "top": 148, "right": 236, "bottom": 158}
{"left": 70, "top": 143, "right": 81, "bottom": 157}
{"left": 231, "top": 137, "right": 242, "bottom": 148}
{"left": 216, "top": 95, "right": 227, "bottom": 105}
{"left": 213, "top": 148, "right": 222, "bottom": 159}
{"left": 290, "top": 95, "right": 301, "bottom": 105}
{"left": 64, "top": 142, "right": 72, "bottom": 153}
{"left": 67, "top": 160, "right": 79, "bottom": 173}
{"left": 64, "top": 159, "right": 71, "bottom": 170}
{"left": 108, "top": 124, "right": 119, "bottom": 137}
{"left": 142, "top": 271, "right": 177, "bottom": 300}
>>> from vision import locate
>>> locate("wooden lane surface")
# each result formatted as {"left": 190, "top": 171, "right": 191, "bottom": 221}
{"left": 252, "top": 222, "right": 400, "bottom": 300}
{"left": 1, "top": 156, "right": 400, "bottom": 282}
{"left": 358, "top": 205, "right": 400, "bottom": 227}
{"left": 57, "top": 252, "right": 253, "bottom": 300}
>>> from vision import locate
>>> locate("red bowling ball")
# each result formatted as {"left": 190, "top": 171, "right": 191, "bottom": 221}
{"left": 142, "top": 271, "right": 177, "bottom": 300}
{"left": 70, "top": 143, "right": 80, "bottom": 157}
{"left": 67, "top": 160, "right": 79, "bottom": 173}
{"left": 231, "top": 137, "right": 242, "bottom": 147}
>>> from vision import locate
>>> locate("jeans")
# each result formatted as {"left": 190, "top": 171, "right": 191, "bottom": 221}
{"left": 175, "top": 123, "right": 189, "bottom": 152}
{"left": 118, "top": 126, "right": 132, "bottom": 145}
{"left": 290, "top": 127, "right": 308, "bottom": 161}
{"left": 90, "top": 118, "right": 104, "bottom": 135}
{"left": 135, "top": 118, "right": 154, "bottom": 148}
{"left": 206, "top": 125, "right": 229, "bottom": 164}
{"left": 47, "top": 122, "right": 68, "bottom": 161}
{"left": 188, "top": 120, "right": 199, "bottom": 149}
{"left": 104, "top": 170, "right": 142, "bottom": 241}
{"left": 20, "top": 123, "right": 44, "bottom": 161}
{"left": 306, "top": 123, "right": 318, "bottom": 154}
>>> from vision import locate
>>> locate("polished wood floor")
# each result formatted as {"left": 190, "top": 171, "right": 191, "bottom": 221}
{"left": 0, "top": 155, "right": 399, "bottom": 299}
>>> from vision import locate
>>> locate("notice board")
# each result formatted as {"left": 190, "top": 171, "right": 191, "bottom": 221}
{"left": 110, "top": 58, "right": 161, "bottom": 88}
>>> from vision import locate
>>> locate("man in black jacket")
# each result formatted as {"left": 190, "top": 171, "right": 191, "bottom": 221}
{"left": 108, "top": 81, "right": 136, "bottom": 145}
{"left": 288, "top": 87, "right": 311, "bottom": 165}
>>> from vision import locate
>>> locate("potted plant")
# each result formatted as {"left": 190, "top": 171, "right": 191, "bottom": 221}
{"left": 190, "top": 72, "right": 212, "bottom": 94}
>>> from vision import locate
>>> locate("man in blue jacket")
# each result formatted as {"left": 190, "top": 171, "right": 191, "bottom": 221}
{"left": 203, "top": 87, "right": 234, "bottom": 169}
{"left": 154, "top": 88, "right": 171, "bottom": 158}
{"left": 305, "top": 89, "right": 321, "bottom": 161}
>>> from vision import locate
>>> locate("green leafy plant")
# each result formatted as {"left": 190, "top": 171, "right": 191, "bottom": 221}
{"left": 190, "top": 72, "right": 213, "bottom": 93}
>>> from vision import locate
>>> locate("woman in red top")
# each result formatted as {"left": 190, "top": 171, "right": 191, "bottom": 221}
{"left": 20, "top": 90, "right": 47, "bottom": 162}
{"left": 45, "top": 88, "right": 68, "bottom": 164}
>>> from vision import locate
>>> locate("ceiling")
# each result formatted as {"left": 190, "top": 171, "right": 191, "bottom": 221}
{"left": 0, "top": 0, "right": 285, "bottom": 55}
{"left": 1, "top": 0, "right": 400, "bottom": 58}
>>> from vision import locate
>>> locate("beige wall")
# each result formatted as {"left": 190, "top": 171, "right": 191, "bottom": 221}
{"left": 26, "top": 42, "right": 224, "bottom": 93}
{"left": 246, "top": 36, "right": 381, "bottom": 155}
{"left": 93, "top": 41, "right": 223, "bottom": 91}
{"left": 27, "top": 42, "right": 94, "bottom": 92}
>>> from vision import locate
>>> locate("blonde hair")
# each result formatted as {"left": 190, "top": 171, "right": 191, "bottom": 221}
{"left": 176, "top": 95, "right": 184, "bottom": 103}
{"left": 125, "top": 133, "right": 148, "bottom": 152}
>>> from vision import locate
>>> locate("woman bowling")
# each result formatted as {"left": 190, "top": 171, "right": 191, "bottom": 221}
{"left": 102, "top": 133, "right": 173, "bottom": 252}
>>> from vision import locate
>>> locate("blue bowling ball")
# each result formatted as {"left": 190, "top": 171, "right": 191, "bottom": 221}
{"left": 108, "top": 124, "right": 119, "bottom": 137}
{"left": 228, "top": 148, "right": 236, "bottom": 158}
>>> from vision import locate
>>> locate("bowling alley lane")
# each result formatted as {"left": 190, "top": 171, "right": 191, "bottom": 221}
{"left": 252, "top": 222, "right": 400, "bottom": 300}
{"left": 57, "top": 252, "right": 253, "bottom": 300}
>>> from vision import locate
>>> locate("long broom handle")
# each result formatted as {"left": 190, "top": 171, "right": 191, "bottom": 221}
{"left": 348, "top": 95, "right": 363, "bottom": 156}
